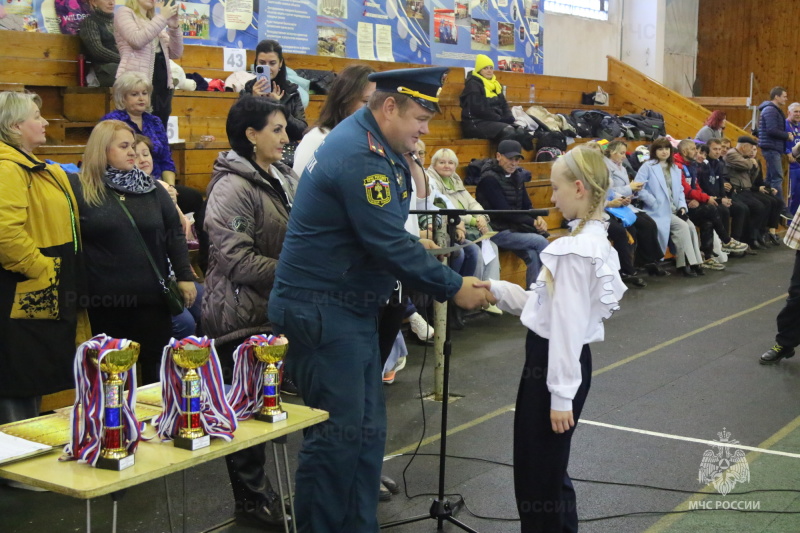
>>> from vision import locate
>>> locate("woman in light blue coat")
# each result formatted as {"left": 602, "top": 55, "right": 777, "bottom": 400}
{"left": 633, "top": 138, "right": 704, "bottom": 277}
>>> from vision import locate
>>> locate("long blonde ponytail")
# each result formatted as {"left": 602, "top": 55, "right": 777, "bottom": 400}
{"left": 539, "top": 145, "right": 611, "bottom": 295}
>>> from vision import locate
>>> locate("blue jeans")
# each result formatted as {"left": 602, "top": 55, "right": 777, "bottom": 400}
{"left": 450, "top": 240, "right": 480, "bottom": 277}
{"left": 491, "top": 230, "right": 549, "bottom": 287}
{"left": 171, "top": 282, "right": 204, "bottom": 338}
{"left": 763, "top": 149, "right": 787, "bottom": 206}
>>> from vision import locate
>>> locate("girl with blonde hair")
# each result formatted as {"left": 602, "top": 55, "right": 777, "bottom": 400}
{"left": 476, "top": 145, "right": 626, "bottom": 531}
{"left": 71, "top": 120, "right": 195, "bottom": 384}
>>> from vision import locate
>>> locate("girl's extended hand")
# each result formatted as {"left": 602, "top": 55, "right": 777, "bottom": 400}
{"left": 471, "top": 281, "right": 497, "bottom": 307}
{"left": 550, "top": 409, "right": 574, "bottom": 434}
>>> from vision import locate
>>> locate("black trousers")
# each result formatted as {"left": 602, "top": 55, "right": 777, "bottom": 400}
{"left": 215, "top": 337, "right": 277, "bottom": 508}
{"left": 515, "top": 333, "right": 591, "bottom": 533}
{"left": 378, "top": 285, "right": 405, "bottom": 367}
{"left": 732, "top": 190, "right": 767, "bottom": 238}
{"left": 776, "top": 250, "right": 800, "bottom": 349}
{"left": 606, "top": 217, "right": 635, "bottom": 275}
{"left": 88, "top": 304, "right": 172, "bottom": 385}
{"left": 756, "top": 191, "right": 782, "bottom": 230}
{"left": 627, "top": 211, "right": 661, "bottom": 265}
{"left": 727, "top": 199, "right": 750, "bottom": 245}
{"left": 151, "top": 51, "right": 173, "bottom": 128}
{"left": 0, "top": 396, "right": 40, "bottom": 425}
{"left": 689, "top": 203, "right": 729, "bottom": 256}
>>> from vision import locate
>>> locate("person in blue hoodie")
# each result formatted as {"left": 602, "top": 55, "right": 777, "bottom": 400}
{"left": 758, "top": 86, "right": 792, "bottom": 211}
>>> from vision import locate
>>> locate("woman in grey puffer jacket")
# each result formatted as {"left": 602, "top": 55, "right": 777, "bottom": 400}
{"left": 203, "top": 97, "right": 298, "bottom": 357}
{"left": 201, "top": 95, "right": 298, "bottom": 529}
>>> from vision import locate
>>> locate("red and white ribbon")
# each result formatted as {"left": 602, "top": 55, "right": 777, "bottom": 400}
{"left": 152, "top": 336, "right": 238, "bottom": 442}
{"left": 63, "top": 335, "right": 141, "bottom": 466}
{"left": 226, "top": 334, "right": 287, "bottom": 420}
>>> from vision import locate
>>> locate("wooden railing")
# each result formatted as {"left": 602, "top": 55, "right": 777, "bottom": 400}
{"left": 608, "top": 56, "right": 750, "bottom": 141}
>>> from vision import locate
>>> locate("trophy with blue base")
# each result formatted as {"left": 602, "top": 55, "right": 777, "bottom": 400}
{"left": 252, "top": 336, "right": 289, "bottom": 423}
{"left": 171, "top": 343, "right": 211, "bottom": 450}
{"left": 91, "top": 342, "right": 140, "bottom": 470}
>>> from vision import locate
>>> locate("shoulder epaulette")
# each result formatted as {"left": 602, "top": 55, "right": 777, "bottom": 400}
{"left": 367, "top": 132, "right": 388, "bottom": 159}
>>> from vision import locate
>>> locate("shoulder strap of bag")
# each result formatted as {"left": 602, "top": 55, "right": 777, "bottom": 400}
{"left": 112, "top": 193, "right": 167, "bottom": 288}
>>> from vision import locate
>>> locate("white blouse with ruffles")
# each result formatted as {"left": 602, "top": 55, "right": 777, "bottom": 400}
{"left": 489, "top": 219, "right": 626, "bottom": 411}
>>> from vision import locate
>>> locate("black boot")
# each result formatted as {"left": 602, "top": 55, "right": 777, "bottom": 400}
{"left": 227, "top": 444, "right": 290, "bottom": 529}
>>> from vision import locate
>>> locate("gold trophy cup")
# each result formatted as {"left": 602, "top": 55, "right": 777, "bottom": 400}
{"left": 171, "top": 344, "right": 212, "bottom": 450}
{"left": 252, "top": 339, "right": 288, "bottom": 423}
{"left": 89, "top": 342, "right": 140, "bottom": 471}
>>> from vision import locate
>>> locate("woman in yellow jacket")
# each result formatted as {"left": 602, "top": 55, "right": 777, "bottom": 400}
{"left": 0, "top": 92, "right": 90, "bottom": 425}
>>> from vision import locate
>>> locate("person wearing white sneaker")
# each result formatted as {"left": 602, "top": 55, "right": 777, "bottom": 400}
{"left": 408, "top": 311, "right": 434, "bottom": 344}
{"left": 485, "top": 304, "right": 503, "bottom": 315}
{"left": 700, "top": 257, "right": 726, "bottom": 271}
{"left": 721, "top": 238, "right": 749, "bottom": 254}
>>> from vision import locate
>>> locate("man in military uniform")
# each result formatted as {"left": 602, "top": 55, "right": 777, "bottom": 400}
{"left": 269, "top": 67, "right": 491, "bottom": 532}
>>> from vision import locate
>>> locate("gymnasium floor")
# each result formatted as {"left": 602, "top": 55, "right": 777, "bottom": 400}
{"left": 2, "top": 243, "right": 799, "bottom": 533}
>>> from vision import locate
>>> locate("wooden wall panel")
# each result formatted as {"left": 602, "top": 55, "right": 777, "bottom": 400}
{"left": 697, "top": 0, "right": 800, "bottom": 130}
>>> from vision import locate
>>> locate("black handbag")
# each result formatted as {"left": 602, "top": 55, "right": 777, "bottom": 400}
{"left": 113, "top": 194, "right": 185, "bottom": 316}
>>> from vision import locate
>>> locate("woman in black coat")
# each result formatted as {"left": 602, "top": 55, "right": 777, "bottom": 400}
{"left": 243, "top": 39, "right": 307, "bottom": 143}
{"left": 71, "top": 120, "right": 195, "bottom": 385}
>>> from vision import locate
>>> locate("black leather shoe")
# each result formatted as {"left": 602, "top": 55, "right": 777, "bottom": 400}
{"left": 281, "top": 375, "right": 298, "bottom": 396}
{"left": 645, "top": 263, "right": 670, "bottom": 277}
{"left": 691, "top": 264, "right": 705, "bottom": 276}
{"left": 235, "top": 500, "right": 292, "bottom": 530}
{"left": 768, "top": 233, "right": 781, "bottom": 245}
{"left": 621, "top": 273, "right": 647, "bottom": 287}
{"left": 682, "top": 266, "right": 697, "bottom": 277}
{"left": 759, "top": 345, "right": 796, "bottom": 365}
{"left": 751, "top": 240, "right": 766, "bottom": 250}
{"left": 448, "top": 304, "right": 465, "bottom": 330}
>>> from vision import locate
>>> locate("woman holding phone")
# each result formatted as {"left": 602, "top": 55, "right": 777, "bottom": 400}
{"left": 114, "top": 0, "right": 184, "bottom": 127}
{"left": 242, "top": 39, "right": 307, "bottom": 144}
{"left": 603, "top": 141, "right": 665, "bottom": 277}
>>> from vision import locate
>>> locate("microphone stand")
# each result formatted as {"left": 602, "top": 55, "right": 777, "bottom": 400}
{"left": 380, "top": 207, "right": 547, "bottom": 532}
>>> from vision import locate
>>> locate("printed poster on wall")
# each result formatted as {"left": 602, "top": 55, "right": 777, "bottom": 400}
{"left": 1, "top": 0, "right": 258, "bottom": 48}
{"left": 1, "top": 0, "right": 543, "bottom": 74}
{"left": 258, "top": 0, "right": 543, "bottom": 73}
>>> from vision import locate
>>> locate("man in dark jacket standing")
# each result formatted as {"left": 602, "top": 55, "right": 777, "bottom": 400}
{"left": 476, "top": 139, "right": 549, "bottom": 288}
{"left": 758, "top": 86, "right": 792, "bottom": 210}
{"left": 269, "top": 67, "right": 490, "bottom": 533}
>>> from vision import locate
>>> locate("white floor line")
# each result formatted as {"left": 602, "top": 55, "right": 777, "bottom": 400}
{"left": 580, "top": 419, "right": 800, "bottom": 459}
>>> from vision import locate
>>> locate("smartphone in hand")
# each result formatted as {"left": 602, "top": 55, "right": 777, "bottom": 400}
{"left": 255, "top": 65, "right": 271, "bottom": 93}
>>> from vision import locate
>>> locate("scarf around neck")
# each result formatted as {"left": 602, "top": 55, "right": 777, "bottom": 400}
{"left": 104, "top": 166, "right": 156, "bottom": 195}
{"left": 472, "top": 70, "right": 503, "bottom": 99}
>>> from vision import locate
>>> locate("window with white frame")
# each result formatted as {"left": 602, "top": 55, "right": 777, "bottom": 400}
{"left": 543, "top": 0, "right": 609, "bottom": 21}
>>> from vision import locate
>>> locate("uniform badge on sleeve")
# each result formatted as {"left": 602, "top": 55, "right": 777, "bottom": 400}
{"left": 364, "top": 174, "right": 392, "bottom": 207}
